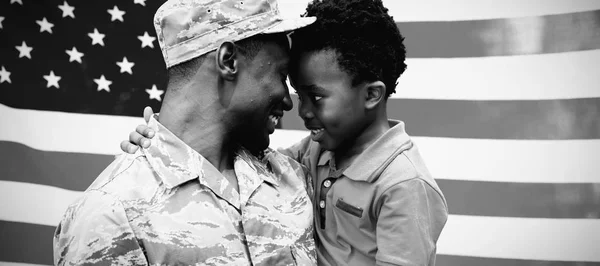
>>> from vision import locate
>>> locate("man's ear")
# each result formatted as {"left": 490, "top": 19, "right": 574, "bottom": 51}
{"left": 216, "top": 41, "right": 238, "bottom": 81}
{"left": 364, "top": 81, "right": 386, "bottom": 110}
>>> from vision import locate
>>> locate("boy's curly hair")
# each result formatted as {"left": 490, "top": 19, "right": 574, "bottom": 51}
{"left": 290, "top": 0, "right": 407, "bottom": 98}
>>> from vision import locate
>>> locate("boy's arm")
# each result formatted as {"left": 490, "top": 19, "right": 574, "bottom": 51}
{"left": 276, "top": 134, "right": 313, "bottom": 163}
{"left": 375, "top": 178, "right": 448, "bottom": 266}
{"left": 54, "top": 191, "right": 148, "bottom": 266}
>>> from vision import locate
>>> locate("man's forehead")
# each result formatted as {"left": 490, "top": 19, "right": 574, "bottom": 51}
{"left": 258, "top": 40, "right": 290, "bottom": 65}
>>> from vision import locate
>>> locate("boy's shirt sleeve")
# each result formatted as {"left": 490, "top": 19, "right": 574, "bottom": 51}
{"left": 53, "top": 190, "right": 148, "bottom": 266}
{"left": 374, "top": 178, "right": 448, "bottom": 266}
{"left": 276, "top": 135, "right": 313, "bottom": 164}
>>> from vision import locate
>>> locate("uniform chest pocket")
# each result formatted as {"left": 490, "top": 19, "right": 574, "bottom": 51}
{"left": 335, "top": 197, "right": 363, "bottom": 218}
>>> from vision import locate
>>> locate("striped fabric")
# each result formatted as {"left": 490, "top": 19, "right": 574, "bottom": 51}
{"left": 1, "top": 0, "right": 599, "bottom": 265}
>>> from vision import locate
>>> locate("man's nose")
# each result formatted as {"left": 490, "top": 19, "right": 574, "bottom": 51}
{"left": 282, "top": 89, "right": 293, "bottom": 111}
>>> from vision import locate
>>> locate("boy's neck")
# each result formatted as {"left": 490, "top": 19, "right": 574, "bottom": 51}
{"left": 333, "top": 115, "right": 390, "bottom": 170}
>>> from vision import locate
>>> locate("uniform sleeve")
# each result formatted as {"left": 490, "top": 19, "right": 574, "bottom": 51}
{"left": 53, "top": 190, "right": 148, "bottom": 266}
{"left": 375, "top": 178, "right": 448, "bottom": 266}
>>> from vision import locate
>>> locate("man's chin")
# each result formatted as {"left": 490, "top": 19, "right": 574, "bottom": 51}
{"left": 241, "top": 137, "right": 270, "bottom": 156}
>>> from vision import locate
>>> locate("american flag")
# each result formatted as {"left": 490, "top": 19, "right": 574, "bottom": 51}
{"left": 1, "top": 0, "right": 599, "bottom": 265}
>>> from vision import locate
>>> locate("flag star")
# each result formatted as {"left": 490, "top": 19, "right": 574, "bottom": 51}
{"left": 43, "top": 71, "right": 61, "bottom": 88}
{"left": 10, "top": 0, "right": 23, "bottom": 5}
{"left": 65, "top": 47, "right": 84, "bottom": 63}
{"left": 0, "top": 66, "right": 11, "bottom": 84}
{"left": 58, "top": 1, "right": 75, "bottom": 18}
{"left": 88, "top": 28, "right": 105, "bottom": 46}
{"left": 146, "top": 85, "right": 164, "bottom": 101}
{"left": 133, "top": 0, "right": 146, "bottom": 6}
{"left": 94, "top": 75, "right": 112, "bottom": 92}
{"left": 116, "top": 57, "right": 135, "bottom": 74}
{"left": 15, "top": 41, "right": 33, "bottom": 59}
{"left": 138, "top": 31, "right": 156, "bottom": 48}
{"left": 107, "top": 6, "right": 125, "bottom": 22}
{"left": 0, "top": 17, "right": 4, "bottom": 29}
{"left": 36, "top": 17, "right": 54, "bottom": 33}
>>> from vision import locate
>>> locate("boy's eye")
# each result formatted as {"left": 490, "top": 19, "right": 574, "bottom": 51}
{"left": 313, "top": 95, "right": 323, "bottom": 102}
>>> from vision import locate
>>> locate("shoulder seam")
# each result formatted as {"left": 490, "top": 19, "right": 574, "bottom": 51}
{"left": 399, "top": 153, "right": 448, "bottom": 210}
{"left": 94, "top": 154, "right": 145, "bottom": 191}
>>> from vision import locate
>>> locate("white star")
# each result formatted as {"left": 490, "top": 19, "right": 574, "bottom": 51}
{"left": 94, "top": 75, "right": 112, "bottom": 92}
{"left": 88, "top": 28, "right": 105, "bottom": 46}
{"left": 43, "top": 71, "right": 61, "bottom": 88}
{"left": 146, "top": 85, "right": 164, "bottom": 101}
{"left": 107, "top": 6, "right": 126, "bottom": 22}
{"left": 58, "top": 1, "right": 75, "bottom": 19}
{"left": 133, "top": 0, "right": 146, "bottom": 6}
{"left": 0, "top": 17, "right": 5, "bottom": 29}
{"left": 10, "top": 0, "right": 23, "bottom": 5}
{"left": 15, "top": 41, "right": 33, "bottom": 59}
{"left": 0, "top": 66, "right": 11, "bottom": 84}
{"left": 116, "top": 57, "right": 135, "bottom": 74}
{"left": 36, "top": 17, "right": 54, "bottom": 34}
{"left": 138, "top": 31, "right": 156, "bottom": 48}
{"left": 65, "top": 47, "right": 84, "bottom": 63}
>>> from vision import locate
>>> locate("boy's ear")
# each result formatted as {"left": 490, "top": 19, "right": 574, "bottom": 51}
{"left": 216, "top": 41, "right": 238, "bottom": 81}
{"left": 364, "top": 81, "right": 386, "bottom": 109}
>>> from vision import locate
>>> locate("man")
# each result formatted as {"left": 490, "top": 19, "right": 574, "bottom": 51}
{"left": 53, "top": 0, "right": 316, "bottom": 265}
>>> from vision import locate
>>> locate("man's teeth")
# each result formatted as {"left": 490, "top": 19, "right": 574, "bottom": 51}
{"left": 311, "top": 128, "right": 324, "bottom": 135}
{"left": 269, "top": 115, "right": 280, "bottom": 125}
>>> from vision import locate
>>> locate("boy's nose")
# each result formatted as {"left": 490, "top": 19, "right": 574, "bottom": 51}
{"left": 298, "top": 101, "right": 314, "bottom": 120}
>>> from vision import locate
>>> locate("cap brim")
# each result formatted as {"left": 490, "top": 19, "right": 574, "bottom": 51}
{"left": 262, "top": 16, "right": 316, "bottom": 34}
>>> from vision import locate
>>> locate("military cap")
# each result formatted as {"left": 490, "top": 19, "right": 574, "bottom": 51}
{"left": 154, "top": 0, "right": 316, "bottom": 68}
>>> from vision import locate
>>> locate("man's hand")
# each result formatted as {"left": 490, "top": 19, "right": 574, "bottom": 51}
{"left": 120, "top": 106, "right": 156, "bottom": 154}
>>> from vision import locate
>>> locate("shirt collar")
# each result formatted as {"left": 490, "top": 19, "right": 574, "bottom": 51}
{"left": 317, "top": 120, "right": 413, "bottom": 183}
{"left": 142, "top": 115, "right": 241, "bottom": 208}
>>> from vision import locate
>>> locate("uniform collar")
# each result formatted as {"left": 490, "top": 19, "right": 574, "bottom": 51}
{"left": 143, "top": 115, "right": 240, "bottom": 209}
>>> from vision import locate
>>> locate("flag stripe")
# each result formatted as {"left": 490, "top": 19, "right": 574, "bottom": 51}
{"left": 437, "top": 180, "right": 600, "bottom": 218}
{"left": 399, "top": 10, "right": 600, "bottom": 58}
{"left": 436, "top": 215, "right": 600, "bottom": 261}
{"left": 0, "top": 262, "right": 50, "bottom": 266}
{"left": 436, "top": 255, "right": 600, "bottom": 266}
{"left": 2, "top": 215, "right": 599, "bottom": 264}
{"left": 280, "top": 0, "right": 600, "bottom": 22}
{"left": 0, "top": 142, "right": 113, "bottom": 191}
{"left": 0, "top": 221, "right": 54, "bottom": 265}
{"left": 368, "top": 50, "right": 600, "bottom": 100}
{"left": 283, "top": 96, "right": 600, "bottom": 139}
{"left": 0, "top": 103, "right": 140, "bottom": 155}
{"left": 414, "top": 137, "right": 599, "bottom": 184}
{"left": 0, "top": 181, "right": 80, "bottom": 227}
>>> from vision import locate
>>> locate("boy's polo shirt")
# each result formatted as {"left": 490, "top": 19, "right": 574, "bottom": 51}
{"left": 282, "top": 121, "right": 448, "bottom": 266}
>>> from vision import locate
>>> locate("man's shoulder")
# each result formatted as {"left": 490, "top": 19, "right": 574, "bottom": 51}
{"left": 59, "top": 152, "right": 161, "bottom": 230}
{"left": 86, "top": 152, "right": 161, "bottom": 200}
{"left": 267, "top": 148, "right": 307, "bottom": 175}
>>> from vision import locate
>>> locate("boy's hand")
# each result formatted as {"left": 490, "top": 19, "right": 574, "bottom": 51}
{"left": 119, "top": 106, "right": 156, "bottom": 154}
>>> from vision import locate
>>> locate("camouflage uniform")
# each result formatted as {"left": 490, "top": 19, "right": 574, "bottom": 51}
{"left": 53, "top": 116, "right": 316, "bottom": 265}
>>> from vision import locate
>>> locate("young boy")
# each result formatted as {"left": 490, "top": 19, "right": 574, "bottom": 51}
{"left": 122, "top": 0, "right": 448, "bottom": 265}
